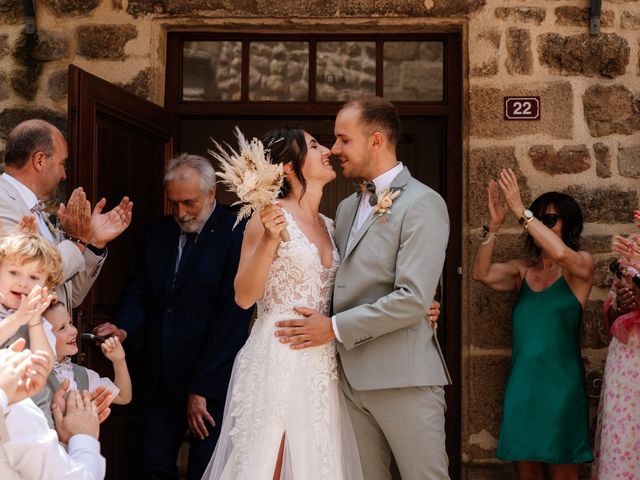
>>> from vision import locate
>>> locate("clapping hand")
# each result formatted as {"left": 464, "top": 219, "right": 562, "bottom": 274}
{"left": 58, "top": 188, "right": 92, "bottom": 243}
{"left": 51, "top": 379, "right": 113, "bottom": 426}
{"left": 89, "top": 196, "right": 133, "bottom": 249}
{"left": 496, "top": 168, "right": 526, "bottom": 217}
{"left": 611, "top": 278, "right": 638, "bottom": 313}
{"left": 17, "top": 215, "right": 38, "bottom": 234}
{"left": 613, "top": 234, "right": 640, "bottom": 268}
{"left": 8, "top": 346, "right": 53, "bottom": 404}
{"left": 52, "top": 390, "right": 100, "bottom": 443}
{"left": 487, "top": 180, "right": 509, "bottom": 230}
{"left": 11, "top": 285, "right": 55, "bottom": 327}
{"left": 0, "top": 339, "right": 53, "bottom": 404}
{"left": 0, "top": 339, "right": 31, "bottom": 403}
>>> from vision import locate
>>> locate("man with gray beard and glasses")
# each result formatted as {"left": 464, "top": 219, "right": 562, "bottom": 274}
{"left": 94, "top": 153, "right": 252, "bottom": 479}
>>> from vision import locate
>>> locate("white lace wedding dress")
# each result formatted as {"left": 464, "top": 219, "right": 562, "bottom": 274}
{"left": 202, "top": 209, "right": 363, "bottom": 480}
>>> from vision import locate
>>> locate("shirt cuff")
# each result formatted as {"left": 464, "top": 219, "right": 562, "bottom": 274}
{"left": 331, "top": 315, "right": 342, "bottom": 343}
{"left": 68, "top": 434, "right": 101, "bottom": 453}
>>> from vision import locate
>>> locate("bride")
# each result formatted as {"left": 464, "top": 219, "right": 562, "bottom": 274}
{"left": 202, "top": 126, "right": 363, "bottom": 479}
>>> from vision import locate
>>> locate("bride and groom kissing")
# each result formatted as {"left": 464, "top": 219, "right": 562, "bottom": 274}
{"left": 205, "top": 95, "right": 451, "bottom": 479}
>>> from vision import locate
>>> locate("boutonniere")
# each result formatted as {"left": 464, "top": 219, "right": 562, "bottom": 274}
{"left": 372, "top": 187, "right": 403, "bottom": 215}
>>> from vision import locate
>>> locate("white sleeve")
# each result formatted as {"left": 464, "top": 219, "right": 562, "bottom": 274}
{"left": 42, "top": 317, "right": 57, "bottom": 356}
{"left": 86, "top": 368, "right": 120, "bottom": 398}
{"left": 2, "top": 399, "right": 105, "bottom": 480}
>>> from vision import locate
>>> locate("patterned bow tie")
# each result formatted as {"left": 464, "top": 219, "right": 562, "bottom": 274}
{"left": 30, "top": 200, "right": 47, "bottom": 213}
{"left": 354, "top": 180, "right": 378, "bottom": 207}
{"left": 30, "top": 200, "right": 59, "bottom": 238}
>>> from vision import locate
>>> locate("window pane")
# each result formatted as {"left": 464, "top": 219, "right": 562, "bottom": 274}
{"left": 316, "top": 41, "right": 375, "bottom": 101}
{"left": 182, "top": 41, "right": 242, "bottom": 101}
{"left": 384, "top": 42, "right": 443, "bottom": 101}
{"left": 249, "top": 41, "right": 309, "bottom": 101}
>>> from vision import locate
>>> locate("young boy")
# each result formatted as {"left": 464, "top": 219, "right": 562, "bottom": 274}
{"left": 0, "top": 231, "right": 59, "bottom": 357}
{"left": 45, "top": 302, "right": 132, "bottom": 406}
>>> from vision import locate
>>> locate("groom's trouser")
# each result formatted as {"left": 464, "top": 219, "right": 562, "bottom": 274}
{"left": 340, "top": 372, "right": 449, "bottom": 480}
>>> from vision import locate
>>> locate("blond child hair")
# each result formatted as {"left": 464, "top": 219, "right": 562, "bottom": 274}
{"left": 0, "top": 231, "right": 63, "bottom": 290}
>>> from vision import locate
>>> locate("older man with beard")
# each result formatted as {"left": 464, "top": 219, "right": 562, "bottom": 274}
{"left": 94, "top": 153, "right": 252, "bottom": 480}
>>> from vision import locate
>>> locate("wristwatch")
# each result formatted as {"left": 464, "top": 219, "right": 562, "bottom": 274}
{"left": 518, "top": 209, "right": 534, "bottom": 226}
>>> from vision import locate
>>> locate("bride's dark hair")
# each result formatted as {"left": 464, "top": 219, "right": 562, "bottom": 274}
{"left": 261, "top": 126, "right": 307, "bottom": 199}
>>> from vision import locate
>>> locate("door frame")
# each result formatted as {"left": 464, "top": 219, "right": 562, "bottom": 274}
{"left": 67, "top": 65, "right": 176, "bottom": 479}
{"left": 165, "top": 30, "right": 462, "bottom": 477}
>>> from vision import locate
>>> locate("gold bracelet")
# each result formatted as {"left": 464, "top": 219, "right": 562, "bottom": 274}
{"left": 480, "top": 233, "right": 497, "bottom": 245}
{"left": 523, "top": 216, "right": 534, "bottom": 229}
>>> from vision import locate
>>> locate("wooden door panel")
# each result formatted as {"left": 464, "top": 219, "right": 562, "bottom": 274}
{"left": 68, "top": 65, "right": 174, "bottom": 480}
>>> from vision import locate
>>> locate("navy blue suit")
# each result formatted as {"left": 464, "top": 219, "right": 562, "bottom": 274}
{"left": 115, "top": 205, "right": 251, "bottom": 479}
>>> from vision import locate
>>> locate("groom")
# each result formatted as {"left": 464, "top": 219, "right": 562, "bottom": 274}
{"left": 276, "top": 96, "right": 451, "bottom": 479}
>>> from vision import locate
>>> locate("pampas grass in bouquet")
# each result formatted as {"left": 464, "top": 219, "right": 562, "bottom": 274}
{"left": 209, "top": 127, "right": 289, "bottom": 241}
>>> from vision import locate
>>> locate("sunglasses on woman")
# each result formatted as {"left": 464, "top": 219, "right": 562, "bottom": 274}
{"left": 539, "top": 213, "right": 559, "bottom": 228}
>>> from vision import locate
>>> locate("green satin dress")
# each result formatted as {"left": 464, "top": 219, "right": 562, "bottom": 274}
{"left": 496, "top": 276, "right": 593, "bottom": 463}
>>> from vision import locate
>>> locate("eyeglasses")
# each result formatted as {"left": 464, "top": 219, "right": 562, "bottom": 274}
{"left": 539, "top": 213, "right": 559, "bottom": 228}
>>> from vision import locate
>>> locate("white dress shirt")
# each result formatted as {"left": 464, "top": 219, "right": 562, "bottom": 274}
{"left": 0, "top": 396, "right": 105, "bottom": 480}
{"left": 2, "top": 173, "right": 55, "bottom": 243}
{"left": 333, "top": 163, "right": 405, "bottom": 342}
{"left": 347, "top": 162, "right": 405, "bottom": 250}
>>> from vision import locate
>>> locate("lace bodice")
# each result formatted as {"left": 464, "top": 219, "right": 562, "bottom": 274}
{"left": 256, "top": 209, "right": 339, "bottom": 323}
{"left": 206, "top": 209, "right": 362, "bottom": 480}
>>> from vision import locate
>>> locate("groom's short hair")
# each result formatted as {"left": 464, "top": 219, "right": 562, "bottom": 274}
{"left": 342, "top": 96, "right": 400, "bottom": 148}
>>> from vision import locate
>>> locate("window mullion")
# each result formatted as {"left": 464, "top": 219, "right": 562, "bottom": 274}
{"left": 309, "top": 41, "right": 317, "bottom": 102}
{"left": 375, "top": 40, "right": 383, "bottom": 97}
{"left": 241, "top": 39, "right": 250, "bottom": 101}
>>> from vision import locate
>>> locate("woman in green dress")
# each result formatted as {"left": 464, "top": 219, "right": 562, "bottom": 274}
{"left": 472, "top": 168, "right": 594, "bottom": 480}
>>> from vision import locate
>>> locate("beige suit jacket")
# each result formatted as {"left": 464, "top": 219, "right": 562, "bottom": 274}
{"left": 333, "top": 167, "right": 451, "bottom": 391}
{"left": 0, "top": 176, "right": 104, "bottom": 312}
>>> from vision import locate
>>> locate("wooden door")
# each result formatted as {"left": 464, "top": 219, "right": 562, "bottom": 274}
{"left": 67, "top": 65, "right": 174, "bottom": 479}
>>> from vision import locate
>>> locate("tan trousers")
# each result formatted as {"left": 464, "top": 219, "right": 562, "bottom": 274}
{"left": 340, "top": 371, "right": 449, "bottom": 480}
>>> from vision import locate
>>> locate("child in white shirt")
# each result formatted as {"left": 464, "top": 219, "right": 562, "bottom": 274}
{"left": 0, "top": 232, "right": 60, "bottom": 356}
{"left": 45, "top": 302, "right": 132, "bottom": 406}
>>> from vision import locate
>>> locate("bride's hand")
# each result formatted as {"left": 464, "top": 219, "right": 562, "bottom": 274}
{"left": 259, "top": 204, "right": 288, "bottom": 241}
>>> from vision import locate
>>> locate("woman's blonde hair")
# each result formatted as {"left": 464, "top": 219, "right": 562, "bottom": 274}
{"left": 0, "top": 232, "right": 63, "bottom": 289}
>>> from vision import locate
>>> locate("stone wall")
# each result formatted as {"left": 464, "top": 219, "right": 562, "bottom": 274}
{"left": 0, "top": 1, "right": 638, "bottom": 479}
{"left": 466, "top": 2, "right": 639, "bottom": 479}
